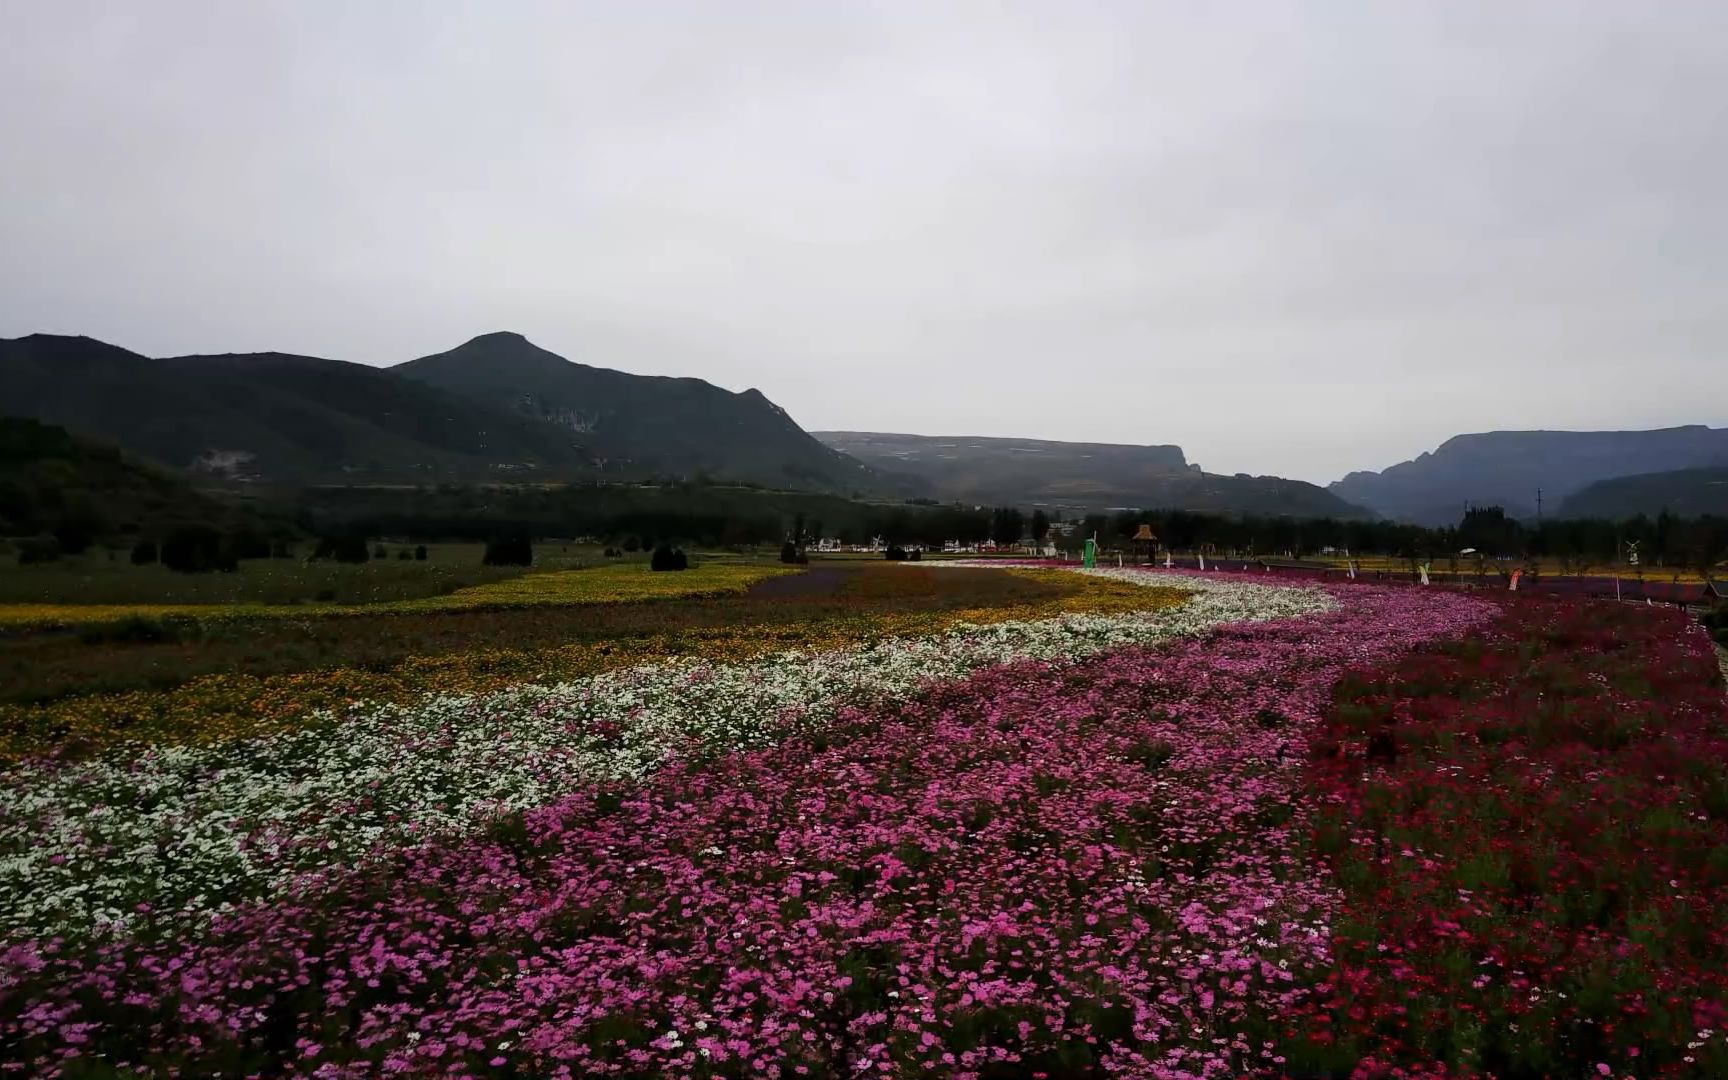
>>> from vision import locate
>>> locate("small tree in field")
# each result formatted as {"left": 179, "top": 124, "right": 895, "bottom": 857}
{"left": 483, "top": 533, "right": 533, "bottom": 567}
{"left": 161, "top": 525, "right": 229, "bottom": 573}
{"left": 650, "top": 543, "right": 688, "bottom": 571}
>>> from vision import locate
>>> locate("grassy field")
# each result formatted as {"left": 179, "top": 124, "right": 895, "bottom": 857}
{"left": 0, "top": 542, "right": 579, "bottom": 606}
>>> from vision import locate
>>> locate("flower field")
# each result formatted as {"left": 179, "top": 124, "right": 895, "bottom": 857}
{"left": 0, "top": 566, "right": 1173, "bottom": 759}
{"left": 2, "top": 564, "right": 1725, "bottom": 1077}
{"left": 0, "top": 561, "right": 795, "bottom": 630}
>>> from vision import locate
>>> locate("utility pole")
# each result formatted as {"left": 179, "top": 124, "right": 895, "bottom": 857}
{"left": 1535, "top": 487, "right": 1543, "bottom": 524}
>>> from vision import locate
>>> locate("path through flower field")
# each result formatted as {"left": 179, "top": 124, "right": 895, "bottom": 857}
{"left": 2, "top": 565, "right": 1725, "bottom": 1077}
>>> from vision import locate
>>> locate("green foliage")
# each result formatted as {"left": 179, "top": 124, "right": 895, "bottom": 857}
{"left": 1030, "top": 509, "right": 1050, "bottom": 543}
{"left": 989, "top": 507, "right": 1025, "bottom": 545}
{"left": 1704, "top": 605, "right": 1728, "bottom": 647}
{"left": 77, "top": 615, "right": 190, "bottom": 646}
{"left": 14, "top": 535, "right": 60, "bottom": 565}
{"left": 0, "top": 417, "right": 284, "bottom": 550}
{"left": 160, "top": 526, "right": 234, "bottom": 574}
{"left": 649, "top": 543, "right": 689, "bottom": 571}
{"left": 313, "top": 536, "right": 371, "bottom": 564}
{"left": 482, "top": 533, "right": 533, "bottom": 567}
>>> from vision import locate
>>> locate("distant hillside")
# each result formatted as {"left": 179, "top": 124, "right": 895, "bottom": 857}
{"left": 0, "top": 334, "right": 587, "bottom": 483}
{"left": 1558, "top": 467, "right": 1728, "bottom": 519}
{"left": 0, "top": 332, "right": 894, "bottom": 492}
{"left": 0, "top": 417, "right": 262, "bottom": 546}
{"left": 815, "top": 431, "right": 1368, "bottom": 517}
{"left": 395, "top": 333, "right": 895, "bottom": 493}
{"left": 1331, "top": 426, "right": 1728, "bottom": 525}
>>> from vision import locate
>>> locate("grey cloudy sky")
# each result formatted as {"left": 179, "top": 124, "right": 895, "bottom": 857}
{"left": 3, "top": 1, "right": 1724, "bottom": 484}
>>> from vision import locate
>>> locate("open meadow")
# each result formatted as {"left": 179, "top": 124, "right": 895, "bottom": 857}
{"left": 1, "top": 555, "right": 1725, "bottom": 1078}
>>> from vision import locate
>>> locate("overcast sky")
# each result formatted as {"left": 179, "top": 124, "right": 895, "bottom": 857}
{"left": 3, "top": 1, "right": 1724, "bottom": 483}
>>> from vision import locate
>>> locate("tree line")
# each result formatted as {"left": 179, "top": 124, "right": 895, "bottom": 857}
{"left": 1075, "top": 505, "right": 1728, "bottom": 576}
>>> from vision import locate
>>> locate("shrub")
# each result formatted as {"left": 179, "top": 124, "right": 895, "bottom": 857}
{"left": 77, "top": 615, "right": 187, "bottom": 646}
{"left": 885, "top": 545, "right": 908, "bottom": 561}
{"left": 229, "top": 529, "right": 272, "bottom": 560}
{"left": 650, "top": 543, "right": 689, "bottom": 572}
{"left": 160, "top": 525, "right": 226, "bottom": 573}
{"left": 1705, "top": 604, "right": 1728, "bottom": 647}
{"left": 909, "top": 548, "right": 922, "bottom": 561}
{"left": 15, "top": 535, "right": 61, "bottom": 565}
{"left": 413, "top": 545, "right": 428, "bottom": 561}
{"left": 373, "top": 544, "right": 389, "bottom": 560}
{"left": 482, "top": 533, "right": 533, "bottom": 567}
{"left": 623, "top": 536, "right": 641, "bottom": 553}
{"left": 396, "top": 548, "right": 413, "bottom": 560}
{"left": 129, "top": 539, "right": 159, "bottom": 566}
{"left": 779, "top": 541, "right": 802, "bottom": 564}
{"left": 312, "top": 535, "right": 371, "bottom": 564}
{"left": 51, "top": 521, "right": 96, "bottom": 556}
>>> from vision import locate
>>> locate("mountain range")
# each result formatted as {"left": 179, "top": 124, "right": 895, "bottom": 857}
{"left": 4, "top": 330, "right": 1727, "bottom": 522}
{"left": 1328, "top": 426, "right": 1728, "bottom": 525}
{"left": 0, "top": 332, "right": 887, "bottom": 493}
{"left": 814, "top": 432, "right": 1366, "bottom": 518}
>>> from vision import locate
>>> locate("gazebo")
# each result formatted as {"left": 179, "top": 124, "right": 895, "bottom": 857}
{"left": 1132, "top": 523, "right": 1158, "bottom": 565}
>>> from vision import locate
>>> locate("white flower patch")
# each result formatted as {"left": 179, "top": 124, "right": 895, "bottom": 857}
{"left": 0, "top": 570, "right": 1331, "bottom": 939}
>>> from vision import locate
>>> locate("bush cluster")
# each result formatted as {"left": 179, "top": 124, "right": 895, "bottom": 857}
{"left": 482, "top": 534, "right": 533, "bottom": 567}
{"left": 649, "top": 543, "right": 689, "bottom": 572}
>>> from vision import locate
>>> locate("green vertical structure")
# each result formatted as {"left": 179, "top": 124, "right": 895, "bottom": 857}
{"left": 1083, "top": 537, "right": 1096, "bottom": 568}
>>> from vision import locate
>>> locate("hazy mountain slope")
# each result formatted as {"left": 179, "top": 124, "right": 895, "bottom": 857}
{"left": 0, "top": 334, "right": 586, "bottom": 482}
{"left": 0, "top": 416, "right": 260, "bottom": 541}
{"left": 816, "top": 431, "right": 1368, "bottom": 517}
{"left": 1330, "top": 426, "right": 1728, "bottom": 525}
{"left": 2, "top": 333, "right": 891, "bottom": 491}
{"left": 1558, "top": 467, "right": 1728, "bottom": 519}
{"left": 395, "top": 332, "right": 893, "bottom": 492}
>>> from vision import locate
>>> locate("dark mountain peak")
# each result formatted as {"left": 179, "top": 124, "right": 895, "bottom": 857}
{"left": 399, "top": 332, "right": 587, "bottom": 383}
{"left": 394, "top": 336, "right": 893, "bottom": 490}
{"left": 1, "top": 333, "right": 150, "bottom": 365}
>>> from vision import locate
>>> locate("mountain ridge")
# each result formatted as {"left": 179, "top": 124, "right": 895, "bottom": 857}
{"left": 392, "top": 333, "right": 891, "bottom": 492}
{"left": 1330, "top": 425, "right": 1728, "bottom": 524}
{"left": 816, "top": 430, "right": 1368, "bottom": 518}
